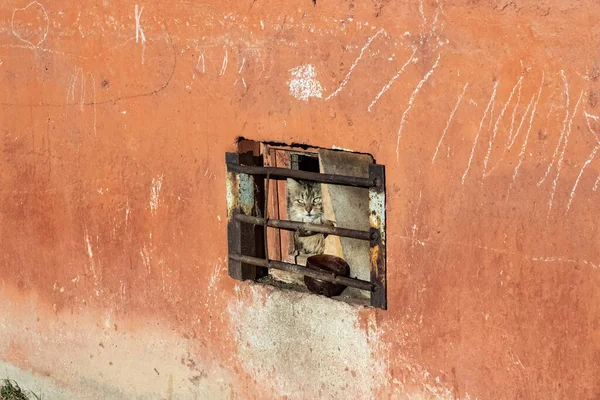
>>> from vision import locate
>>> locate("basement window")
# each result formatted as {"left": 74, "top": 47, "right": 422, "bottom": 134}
{"left": 226, "top": 139, "right": 387, "bottom": 309}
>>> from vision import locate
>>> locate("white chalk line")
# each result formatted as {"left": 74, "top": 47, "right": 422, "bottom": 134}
{"left": 508, "top": 93, "right": 532, "bottom": 149}
{"left": 530, "top": 256, "right": 598, "bottom": 270}
{"left": 186, "top": 52, "right": 206, "bottom": 91}
{"left": 396, "top": 53, "right": 441, "bottom": 161}
{"left": 432, "top": 82, "right": 468, "bottom": 164}
{"left": 11, "top": 1, "right": 49, "bottom": 48}
{"left": 507, "top": 74, "right": 545, "bottom": 200}
{"left": 84, "top": 226, "right": 97, "bottom": 279}
{"left": 566, "top": 144, "right": 599, "bottom": 212}
{"left": 547, "top": 89, "right": 584, "bottom": 220}
{"left": 219, "top": 48, "right": 228, "bottom": 76}
{"left": 85, "top": 73, "right": 97, "bottom": 137}
{"left": 326, "top": 28, "right": 386, "bottom": 101}
{"left": 508, "top": 75, "right": 524, "bottom": 145}
{"left": 483, "top": 76, "right": 523, "bottom": 177}
{"left": 584, "top": 112, "right": 600, "bottom": 143}
{"left": 462, "top": 80, "right": 499, "bottom": 184}
{"left": 485, "top": 77, "right": 532, "bottom": 179}
{"left": 135, "top": 4, "right": 146, "bottom": 64}
{"left": 368, "top": 47, "right": 417, "bottom": 112}
{"left": 397, "top": 234, "right": 598, "bottom": 270}
{"left": 538, "top": 70, "right": 570, "bottom": 186}
{"left": 585, "top": 112, "right": 600, "bottom": 121}
{"left": 238, "top": 57, "right": 246, "bottom": 74}
{"left": 488, "top": 91, "right": 496, "bottom": 131}
{"left": 419, "top": 0, "right": 427, "bottom": 25}
{"left": 566, "top": 112, "right": 600, "bottom": 211}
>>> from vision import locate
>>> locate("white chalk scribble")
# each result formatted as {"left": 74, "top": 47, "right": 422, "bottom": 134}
{"left": 462, "top": 80, "right": 499, "bottom": 184}
{"left": 288, "top": 64, "right": 324, "bottom": 102}
{"left": 11, "top": 1, "right": 49, "bottom": 48}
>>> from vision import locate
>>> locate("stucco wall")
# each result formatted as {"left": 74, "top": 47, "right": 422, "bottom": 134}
{"left": 1, "top": 0, "right": 599, "bottom": 398}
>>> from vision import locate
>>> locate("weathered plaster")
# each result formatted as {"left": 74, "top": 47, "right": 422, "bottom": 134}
{"left": 1, "top": 0, "right": 599, "bottom": 398}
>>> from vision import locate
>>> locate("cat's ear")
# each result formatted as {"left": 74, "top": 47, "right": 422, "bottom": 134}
{"left": 287, "top": 178, "right": 300, "bottom": 194}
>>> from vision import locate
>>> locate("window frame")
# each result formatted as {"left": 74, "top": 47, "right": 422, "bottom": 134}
{"left": 225, "top": 143, "right": 387, "bottom": 310}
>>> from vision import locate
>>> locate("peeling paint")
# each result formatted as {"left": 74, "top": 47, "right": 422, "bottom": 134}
{"left": 228, "top": 283, "right": 385, "bottom": 399}
{"left": 238, "top": 173, "right": 255, "bottom": 215}
{"left": 226, "top": 171, "right": 239, "bottom": 220}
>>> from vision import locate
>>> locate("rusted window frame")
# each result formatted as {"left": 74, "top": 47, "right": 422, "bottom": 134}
{"left": 225, "top": 149, "right": 387, "bottom": 310}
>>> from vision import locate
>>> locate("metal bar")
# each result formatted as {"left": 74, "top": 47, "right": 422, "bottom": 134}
{"left": 229, "top": 253, "right": 375, "bottom": 292}
{"left": 226, "top": 164, "right": 375, "bottom": 188}
{"left": 226, "top": 152, "right": 266, "bottom": 281}
{"left": 368, "top": 163, "right": 387, "bottom": 310}
{"left": 234, "top": 213, "right": 372, "bottom": 241}
{"left": 226, "top": 153, "right": 244, "bottom": 280}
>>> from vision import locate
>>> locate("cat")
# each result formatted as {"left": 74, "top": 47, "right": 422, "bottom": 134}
{"left": 270, "top": 178, "right": 333, "bottom": 285}
{"left": 286, "top": 178, "right": 333, "bottom": 255}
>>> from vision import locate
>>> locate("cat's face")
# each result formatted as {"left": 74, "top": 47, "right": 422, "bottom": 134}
{"left": 287, "top": 178, "right": 324, "bottom": 223}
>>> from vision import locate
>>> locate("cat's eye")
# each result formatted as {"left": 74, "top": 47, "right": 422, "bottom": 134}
{"left": 313, "top": 198, "right": 321, "bottom": 204}
{"left": 296, "top": 200, "right": 305, "bottom": 205}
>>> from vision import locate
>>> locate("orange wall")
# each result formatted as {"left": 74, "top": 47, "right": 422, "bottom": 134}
{"left": 1, "top": 0, "right": 599, "bottom": 398}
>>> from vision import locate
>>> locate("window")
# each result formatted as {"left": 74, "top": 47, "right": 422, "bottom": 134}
{"left": 226, "top": 139, "right": 387, "bottom": 309}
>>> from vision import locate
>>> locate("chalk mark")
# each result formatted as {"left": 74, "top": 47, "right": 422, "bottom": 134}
{"left": 462, "top": 80, "right": 499, "bottom": 184}
{"left": 0, "top": 25, "right": 177, "bottom": 108}
{"left": 220, "top": 48, "right": 228, "bottom": 76}
{"left": 11, "top": 1, "right": 49, "bottom": 48}
{"left": 88, "top": 73, "right": 97, "bottom": 137}
{"left": 483, "top": 76, "right": 523, "bottom": 177}
{"left": 485, "top": 77, "right": 533, "bottom": 179}
{"left": 538, "top": 71, "right": 570, "bottom": 186}
{"left": 566, "top": 113, "right": 600, "bottom": 212}
{"left": 326, "top": 28, "right": 386, "bottom": 101}
{"left": 508, "top": 92, "right": 533, "bottom": 149}
{"left": 368, "top": 47, "right": 417, "bottom": 112}
{"left": 186, "top": 52, "right": 205, "bottom": 91}
{"left": 547, "top": 89, "right": 584, "bottom": 220}
{"left": 566, "top": 145, "right": 599, "bottom": 212}
{"left": 507, "top": 74, "right": 524, "bottom": 146}
{"left": 433, "top": 82, "right": 468, "bottom": 164}
{"left": 135, "top": 4, "right": 147, "bottom": 65}
{"left": 396, "top": 54, "right": 441, "bottom": 161}
{"left": 507, "top": 74, "right": 544, "bottom": 199}
{"left": 397, "top": 234, "right": 598, "bottom": 270}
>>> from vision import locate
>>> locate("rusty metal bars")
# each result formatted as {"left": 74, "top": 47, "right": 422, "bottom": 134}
{"left": 226, "top": 152, "right": 266, "bottom": 280}
{"left": 229, "top": 254, "right": 374, "bottom": 292}
{"left": 233, "top": 214, "right": 372, "bottom": 241}
{"left": 226, "top": 163, "right": 374, "bottom": 188}
{"left": 226, "top": 152, "right": 387, "bottom": 310}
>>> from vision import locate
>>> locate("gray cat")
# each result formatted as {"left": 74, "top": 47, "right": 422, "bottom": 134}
{"left": 286, "top": 178, "right": 333, "bottom": 255}
{"left": 270, "top": 178, "right": 334, "bottom": 285}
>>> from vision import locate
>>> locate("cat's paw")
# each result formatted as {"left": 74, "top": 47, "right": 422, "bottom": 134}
{"left": 322, "top": 219, "right": 336, "bottom": 227}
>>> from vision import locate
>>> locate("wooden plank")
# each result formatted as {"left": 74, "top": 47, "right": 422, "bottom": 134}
{"left": 274, "top": 149, "right": 294, "bottom": 262}
{"left": 263, "top": 146, "right": 282, "bottom": 261}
